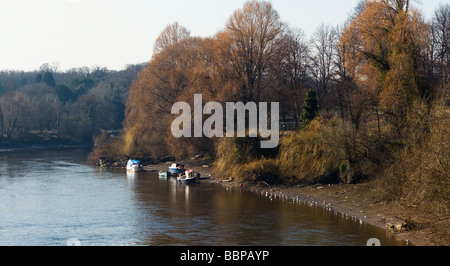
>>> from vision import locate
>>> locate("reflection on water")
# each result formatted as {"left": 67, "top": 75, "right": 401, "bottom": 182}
{"left": 0, "top": 148, "right": 406, "bottom": 246}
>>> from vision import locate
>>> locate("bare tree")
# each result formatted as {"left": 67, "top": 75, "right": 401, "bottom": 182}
{"left": 310, "top": 23, "right": 338, "bottom": 108}
{"left": 431, "top": 4, "right": 450, "bottom": 98}
{"left": 225, "top": 0, "right": 286, "bottom": 102}
{"left": 153, "top": 22, "right": 191, "bottom": 54}
{"left": 0, "top": 92, "right": 31, "bottom": 138}
{"left": 0, "top": 102, "right": 3, "bottom": 137}
{"left": 274, "top": 28, "right": 310, "bottom": 122}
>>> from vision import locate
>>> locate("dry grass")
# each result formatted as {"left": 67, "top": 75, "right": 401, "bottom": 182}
{"left": 212, "top": 135, "right": 281, "bottom": 184}
{"left": 278, "top": 117, "right": 346, "bottom": 184}
{"left": 375, "top": 100, "right": 450, "bottom": 218}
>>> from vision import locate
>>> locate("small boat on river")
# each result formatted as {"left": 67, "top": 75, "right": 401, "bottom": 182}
{"left": 159, "top": 171, "right": 170, "bottom": 179}
{"left": 169, "top": 163, "right": 185, "bottom": 175}
{"left": 177, "top": 169, "right": 200, "bottom": 184}
{"left": 126, "top": 159, "right": 144, "bottom": 172}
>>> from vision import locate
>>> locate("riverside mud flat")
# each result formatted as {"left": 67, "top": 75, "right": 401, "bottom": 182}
{"left": 145, "top": 159, "right": 447, "bottom": 246}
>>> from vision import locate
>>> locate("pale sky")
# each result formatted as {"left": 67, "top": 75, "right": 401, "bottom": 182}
{"left": 0, "top": 0, "right": 445, "bottom": 71}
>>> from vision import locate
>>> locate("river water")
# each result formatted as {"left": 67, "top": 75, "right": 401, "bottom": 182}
{"left": 0, "top": 148, "right": 406, "bottom": 246}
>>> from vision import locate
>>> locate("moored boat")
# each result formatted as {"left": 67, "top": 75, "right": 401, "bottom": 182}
{"left": 169, "top": 163, "right": 185, "bottom": 175}
{"left": 177, "top": 169, "right": 199, "bottom": 184}
{"left": 126, "top": 159, "right": 144, "bottom": 172}
{"left": 159, "top": 171, "right": 170, "bottom": 179}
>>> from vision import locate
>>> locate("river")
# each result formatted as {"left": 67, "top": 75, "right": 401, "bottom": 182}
{"left": 0, "top": 147, "right": 406, "bottom": 246}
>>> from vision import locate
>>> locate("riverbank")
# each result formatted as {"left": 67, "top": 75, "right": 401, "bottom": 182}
{"left": 144, "top": 158, "right": 448, "bottom": 246}
{"left": 0, "top": 137, "right": 93, "bottom": 152}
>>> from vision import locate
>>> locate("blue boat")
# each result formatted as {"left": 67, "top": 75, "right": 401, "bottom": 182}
{"left": 177, "top": 176, "right": 197, "bottom": 184}
{"left": 177, "top": 170, "right": 199, "bottom": 184}
{"left": 169, "top": 163, "right": 185, "bottom": 175}
{"left": 127, "top": 159, "right": 143, "bottom": 172}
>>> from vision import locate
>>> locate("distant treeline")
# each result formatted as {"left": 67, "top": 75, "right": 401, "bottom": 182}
{"left": 0, "top": 63, "right": 146, "bottom": 145}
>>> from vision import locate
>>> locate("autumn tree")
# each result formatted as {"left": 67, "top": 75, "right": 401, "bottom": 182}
{"left": 341, "top": 0, "right": 430, "bottom": 133}
{"left": 123, "top": 23, "right": 206, "bottom": 157}
{"left": 121, "top": 1, "right": 290, "bottom": 159}
{"left": 383, "top": 7, "right": 429, "bottom": 123}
